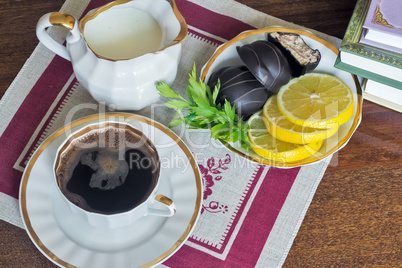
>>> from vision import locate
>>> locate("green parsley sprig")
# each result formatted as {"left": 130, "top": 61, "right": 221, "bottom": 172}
{"left": 156, "top": 65, "right": 250, "bottom": 150}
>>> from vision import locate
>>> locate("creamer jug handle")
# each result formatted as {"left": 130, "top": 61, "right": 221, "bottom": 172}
{"left": 36, "top": 12, "right": 80, "bottom": 61}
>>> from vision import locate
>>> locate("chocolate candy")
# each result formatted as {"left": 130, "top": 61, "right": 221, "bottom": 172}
{"left": 236, "top": 40, "right": 291, "bottom": 94}
{"left": 267, "top": 32, "right": 321, "bottom": 77}
{"left": 208, "top": 65, "right": 272, "bottom": 118}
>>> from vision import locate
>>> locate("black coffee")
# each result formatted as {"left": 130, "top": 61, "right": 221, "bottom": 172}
{"left": 56, "top": 124, "right": 159, "bottom": 215}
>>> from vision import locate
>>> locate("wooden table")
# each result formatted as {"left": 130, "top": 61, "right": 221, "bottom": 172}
{"left": 0, "top": 0, "right": 400, "bottom": 267}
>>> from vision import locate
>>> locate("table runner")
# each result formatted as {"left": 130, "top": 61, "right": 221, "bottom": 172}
{"left": 0, "top": 0, "right": 340, "bottom": 267}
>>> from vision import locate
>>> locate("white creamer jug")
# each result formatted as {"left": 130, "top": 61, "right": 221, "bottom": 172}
{"left": 37, "top": 0, "right": 187, "bottom": 110}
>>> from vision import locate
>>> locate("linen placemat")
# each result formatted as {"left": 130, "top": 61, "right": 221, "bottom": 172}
{"left": 0, "top": 0, "right": 339, "bottom": 266}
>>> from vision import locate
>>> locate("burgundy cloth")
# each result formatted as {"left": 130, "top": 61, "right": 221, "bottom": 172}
{"left": 0, "top": 1, "right": 302, "bottom": 267}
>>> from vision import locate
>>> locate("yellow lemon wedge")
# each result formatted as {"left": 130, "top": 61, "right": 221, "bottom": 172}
{"left": 247, "top": 112, "right": 323, "bottom": 162}
{"left": 276, "top": 73, "right": 354, "bottom": 129}
{"left": 263, "top": 95, "right": 339, "bottom": 144}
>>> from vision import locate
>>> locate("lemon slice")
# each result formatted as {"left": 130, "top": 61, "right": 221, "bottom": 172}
{"left": 263, "top": 95, "right": 338, "bottom": 144}
{"left": 277, "top": 73, "right": 354, "bottom": 129}
{"left": 247, "top": 112, "right": 323, "bottom": 162}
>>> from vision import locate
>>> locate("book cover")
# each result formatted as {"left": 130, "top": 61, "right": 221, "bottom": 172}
{"left": 363, "top": 0, "right": 402, "bottom": 37}
{"left": 335, "top": 55, "right": 402, "bottom": 89}
{"left": 360, "top": 28, "right": 402, "bottom": 54}
{"left": 363, "top": 79, "right": 402, "bottom": 113}
{"left": 360, "top": 0, "right": 402, "bottom": 52}
{"left": 337, "top": 0, "right": 402, "bottom": 83}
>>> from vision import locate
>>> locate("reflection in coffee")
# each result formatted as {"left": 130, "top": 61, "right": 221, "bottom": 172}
{"left": 56, "top": 125, "right": 159, "bottom": 215}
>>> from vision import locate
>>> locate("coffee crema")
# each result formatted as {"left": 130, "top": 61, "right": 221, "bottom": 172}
{"left": 55, "top": 123, "right": 160, "bottom": 215}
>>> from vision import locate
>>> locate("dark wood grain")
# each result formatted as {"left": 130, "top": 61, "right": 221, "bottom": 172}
{"left": 236, "top": 0, "right": 358, "bottom": 39}
{"left": 282, "top": 100, "right": 402, "bottom": 267}
{"left": 1, "top": 0, "right": 401, "bottom": 267}
{"left": 0, "top": 0, "right": 65, "bottom": 100}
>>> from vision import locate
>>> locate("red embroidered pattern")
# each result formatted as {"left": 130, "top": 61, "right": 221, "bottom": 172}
{"left": 199, "top": 154, "right": 231, "bottom": 214}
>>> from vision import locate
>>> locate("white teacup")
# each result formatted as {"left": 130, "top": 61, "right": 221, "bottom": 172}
{"left": 36, "top": 0, "right": 187, "bottom": 110}
{"left": 53, "top": 122, "right": 175, "bottom": 229}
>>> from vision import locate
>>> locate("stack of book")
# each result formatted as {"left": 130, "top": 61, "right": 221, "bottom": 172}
{"left": 335, "top": 0, "right": 402, "bottom": 113}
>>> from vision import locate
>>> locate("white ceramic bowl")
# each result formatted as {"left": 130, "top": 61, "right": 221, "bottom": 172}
{"left": 201, "top": 27, "right": 363, "bottom": 168}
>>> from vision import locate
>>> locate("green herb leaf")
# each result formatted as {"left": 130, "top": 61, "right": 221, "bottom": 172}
{"left": 156, "top": 82, "right": 187, "bottom": 102}
{"left": 169, "top": 117, "right": 185, "bottom": 128}
{"left": 211, "top": 80, "right": 220, "bottom": 104}
{"left": 164, "top": 99, "right": 190, "bottom": 114}
{"left": 155, "top": 65, "right": 251, "bottom": 151}
{"left": 223, "top": 100, "right": 235, "bottom": 122}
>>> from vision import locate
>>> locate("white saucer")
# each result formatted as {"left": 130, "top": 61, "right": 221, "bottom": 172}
{"left": 19, "top": 113, "right": 203, "bottom": 268}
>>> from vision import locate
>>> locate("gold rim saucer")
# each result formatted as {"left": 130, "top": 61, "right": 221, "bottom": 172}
{"left": 19, "top": 113, "right": 202, "bottom": 268}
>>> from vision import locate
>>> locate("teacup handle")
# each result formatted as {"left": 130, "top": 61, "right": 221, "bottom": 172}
{"left": 36, "top": 12, "right": 81, "bottom": 61}
{"left": 148, "top": 194, "right": 176, "bottom": 217}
